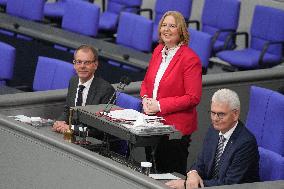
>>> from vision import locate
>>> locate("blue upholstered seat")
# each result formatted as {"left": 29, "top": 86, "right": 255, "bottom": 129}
{"left": 115, "top": 92, "right": 142, "bottom": 156}
{"left": 108, "top": 12, "right": 153, "bottom": 72}
{"left": 201, "top": 0, "right": 240, "bottom": 54}
{"left": 246, "top": 86, "right": 284, "bottom": 156}
{"left": 44, "top": 0, "right": 66, "bottom": 19}
{"left": 0, "top": 0, "right": 45, "bottom": 40}
{"left": 246, "top": 86, "right": 273, "bottom": 146}
{"left": 6, "top": 0, "right": 45, "bottom": 21}
{"left": 188, "top": 28, "right": 212, "bottom": 70}
{"left": 152, "top": 0, "right": 193, "bottom": 43}
{"left": 258, "top": 147, "right": 284, "bottom": 181}
{"left": 217, "top": 5, "right": 284, "bottom": 69}
{"left": 44, "top": 0, "right": 90, "bottom": 20}
{"left": 33, "top": 56, "right": 76, "bottom": 91}
{"left": 0, "top": 0, "right": 6, "bottom": 6}
{"left": 99, "top": 0, "right": 142, "bottom": 32}
{"left": 116, "top": 92, "right": 142, "bottom": 112}
{"left": 61, "top": 0, "right": 100, "bottom": 37}
{"left": 0, "top": 42, "right": 16, "bottom": 86}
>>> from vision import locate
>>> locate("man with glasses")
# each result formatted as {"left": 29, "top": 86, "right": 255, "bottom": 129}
{"left": 166, "top": 88, "right": 259, "bottom": 188}
{"left": 52, "top": 44, "right": 114, "bottom": 133}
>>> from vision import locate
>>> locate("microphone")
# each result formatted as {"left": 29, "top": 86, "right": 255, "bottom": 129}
{"left": 103, "top": 76, "right": 131, "bottom": 113}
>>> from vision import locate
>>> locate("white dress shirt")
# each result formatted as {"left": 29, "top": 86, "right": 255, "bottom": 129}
{"left": 75, "top": 75, "right": 94, "bottom": 106}
{"left": 219, "top": 121, "right": 238, "bottom": 153}
{"left": 152, "top": 45, "right": 180, "bottom": 100}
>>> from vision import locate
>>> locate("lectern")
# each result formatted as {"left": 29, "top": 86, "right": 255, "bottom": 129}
{"left": 73, "top": 104, "right": 181, "bottom": 171}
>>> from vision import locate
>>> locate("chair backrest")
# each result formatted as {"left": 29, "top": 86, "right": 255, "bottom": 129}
{"left": 246, "top": 86, "right": 284, "bottom": 156}
{"left": 116, "top": 12, "right": 153, "bottom": 52}
{"left": 44, "top": 0, "right": 89, "bottom": 18}
{"left": 33, "top": 56, "right": 76, "bottom": 91}
{"left": 250, "top": 5, "right": 284, "bottom": 56}
{"left": 62, "top": 0, "right": 100, "bottom": 37}
{"left": 188, "top": 28, "right": 212, "bottom": 68}
{"left": 6, "top": 0, "right": 45, "bottom": 21}
{"left": 258, "top": 147, "right": 284, "bottom": 181}
{"left": 0, "top": 0, "right": 7, "bottom": 6}
{"left": 202, "top": 0, "right": 240, "bottom": 43}
{"left": 154, "top": 0, "right": 192, "bottom": 24}
{"left": 261, "top": 89, "right": 284, "bottom": 156}
{"left": 107, "top": 0, "right": 142, "bottom": 14}
{"left": 0, "top": 42, "right": 15, "bottom": 86}
{"left": 116, "top": 92, "right": 142, "bottom": 112}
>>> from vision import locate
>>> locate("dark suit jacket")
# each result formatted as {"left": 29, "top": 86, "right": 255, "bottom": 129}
{"left": 58, "top": 75, "right": 115, "bottom": 122}
{"left": 191, "top": 121, "right": 259, "bottom": 187}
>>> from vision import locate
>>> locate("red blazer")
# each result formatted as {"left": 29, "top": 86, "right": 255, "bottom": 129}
{"left": 140, "top": 44, "right": 202, "bottom": 135}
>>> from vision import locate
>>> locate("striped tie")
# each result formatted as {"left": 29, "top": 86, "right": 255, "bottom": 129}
{"left": 211, "top": 135, "right": 226, "bottom": 178}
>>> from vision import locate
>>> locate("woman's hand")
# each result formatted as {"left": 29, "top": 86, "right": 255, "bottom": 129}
{"left": 142, "top": 98, "right": 160, "bottom": 115}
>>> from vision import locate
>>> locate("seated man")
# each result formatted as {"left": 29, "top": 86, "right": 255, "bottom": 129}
{"left": 52, "top": 44, "right": 114, "bottom": 134}
{"left": 166, "top": 89, "right": 259, "bottom": 188}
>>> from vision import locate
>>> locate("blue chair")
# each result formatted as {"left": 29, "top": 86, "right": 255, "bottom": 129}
{"left": 0, "top": 0, "right": 7, "bottom": 8}
{"left": 99, "top": 0, "right": 142, "bottom": 33}
{"left": 44, "top": 0, "right": 66, "bottom": 21}
{"left": 0, "top": 42, "right": 15, "bottom": 86}
{"left": 115, "top": 92, "right": 142, "bottom": 156}
{"left": 108, "top": 12, "right": 153, "bottom": 72}
{"left": 33, "top": 56, "right": 76, "bottom": 91}
{"left": 258, "top": 147, "right": 284, "bottom": 181}
{"left": 1, "top": 0, "right": 45, "bottom": 40}
{"left": 61, "top": 0, "right": 100, "bottom": 37}
{"left": 246, "top": 86, "right": 284, "bottom": 156}
{"left": 217, "top": 5, "right": 284, "bottom": 69}
{"left": 200, "top": 0, "right": 240, "bottom": 54}
{"left": 261, "top": 89, "right": 284, "bottom": 156}
{"left": 188, "top": 28, "right": 212, "bottom": 73}
{"left": 6, "top": 0, "right": 45, "bottom": 21}
{"left": 55, "top": 0, "right": 100, "bottom": 51}
{"left": 151, "top": 0, "right": 193, "bottom": 43}
{"left": 246, "top": 86, "right": 274, "bottom": 146}
{"left": 44, "top": 0, "right": 90, "bottom": 23}
{"left": 116, "top": 92, "right": 142, "bottom": 112}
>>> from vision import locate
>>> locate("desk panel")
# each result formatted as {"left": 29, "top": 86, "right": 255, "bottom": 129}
{"left": 0, "top": 85, "right": 23, "bottom": 95}
{"left": 0, "top": 114, "right": 167, "bottom": 189}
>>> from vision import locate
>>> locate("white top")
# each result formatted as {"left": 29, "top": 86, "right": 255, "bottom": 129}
{"left": 219, "top": 121, "right": 238, "bottom": 153}
{"left": 75, "top": 75, "right": 94, "bottom": 106}
{"left": 152, "top": 45, "right": 180, "bottom": 100}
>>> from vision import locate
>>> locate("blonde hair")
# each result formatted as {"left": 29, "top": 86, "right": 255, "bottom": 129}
{"left": 158, "top": 11, "right": 189, "bottom": 45}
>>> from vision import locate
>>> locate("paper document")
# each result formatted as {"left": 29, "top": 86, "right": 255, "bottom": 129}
{"left": 107, "top": 109, "right": 162, "bottom": 121}
{"left": 149, "top": 173, "right": 181, "bottom": 180}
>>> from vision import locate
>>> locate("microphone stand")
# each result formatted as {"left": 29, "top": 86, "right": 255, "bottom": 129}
{"left": 103, "top": 76, "right": 131, "bottom": 113}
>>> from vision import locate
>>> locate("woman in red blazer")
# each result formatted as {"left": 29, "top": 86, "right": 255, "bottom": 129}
{"left": 140, "top": 11, "right": 202, "bottom": 174}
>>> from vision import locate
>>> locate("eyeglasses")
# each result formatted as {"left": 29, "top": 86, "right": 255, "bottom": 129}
{"left": 73, "top": 59, "right": 95, "bottom": 65}
{"left": 161, "top": 23, "right": 177, "bottom": 29}
{"left": 209, "top": 111, "right": 227, "bottom": 119}
{"left": 209, "top": 109, "right": 236, "bottom": 119}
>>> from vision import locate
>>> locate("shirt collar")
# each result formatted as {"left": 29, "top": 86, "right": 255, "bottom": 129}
{"left": 219, "top": 121, "right": 238, "bottom": 141}
{"left": 78, "top": 75, "right": 94, "bottom": 89}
